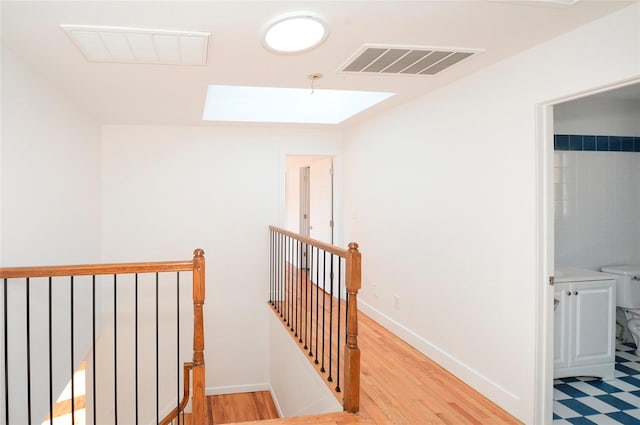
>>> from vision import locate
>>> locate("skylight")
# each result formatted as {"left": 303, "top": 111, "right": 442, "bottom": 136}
{"left": 202, "top": 85, "right": 394, "bottom": 124}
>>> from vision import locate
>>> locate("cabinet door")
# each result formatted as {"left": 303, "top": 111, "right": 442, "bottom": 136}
{"left": 572, "top": 281, "right": 615, "bottom": 367}
{"left": 554, "top": 285, "right": 570, "bottom": 369}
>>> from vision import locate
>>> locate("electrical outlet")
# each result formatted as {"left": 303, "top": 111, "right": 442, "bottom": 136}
{"left": 394, "top": 294, "right": 400, "bottom": 309}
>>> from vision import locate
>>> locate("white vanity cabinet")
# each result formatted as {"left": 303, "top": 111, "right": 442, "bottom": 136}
{"left": 554, "top": 268, "right": 616, "bottom": 380}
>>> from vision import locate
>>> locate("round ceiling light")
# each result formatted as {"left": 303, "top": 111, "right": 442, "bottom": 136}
{"left": 263, "top": 13, "right": 327, "bottom": 54}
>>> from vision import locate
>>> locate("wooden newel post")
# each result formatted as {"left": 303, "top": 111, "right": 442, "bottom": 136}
{"left": 343, "top": 242, "right": 361, "bottom": 413}
{"left": 191, "top": 249, "right": 207, "bottom": 425}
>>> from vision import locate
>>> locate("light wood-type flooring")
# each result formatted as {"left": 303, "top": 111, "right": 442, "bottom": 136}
{"left": 263, "top": 302, "right": 521, "bottom": 424}
{"left": 208, "top": 391, "right": 279, "bottom": 424}
{"left": 267, "top": 261, "right": 521, "bottom": 424}
{"left": 354, "top": 311, "right": 520, "bottom": 424}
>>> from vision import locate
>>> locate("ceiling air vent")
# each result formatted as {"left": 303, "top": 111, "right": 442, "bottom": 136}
{"left": 339, "top": 45, "right": 481, "bottom": 76}
{"left": 61, "top": 25, "right": 210, "bottom": 65}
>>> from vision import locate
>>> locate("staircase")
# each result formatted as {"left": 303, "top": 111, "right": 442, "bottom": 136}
{"left": 1, "top": 249, "right": 207, "bottom": 425}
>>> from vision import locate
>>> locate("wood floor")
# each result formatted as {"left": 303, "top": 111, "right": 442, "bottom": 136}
{"left": 265, "top": 263, "right": 522, "bottom": 424}
{"left": 355, "top": 311, "right": 520, "bottom": 424}
{"left": 208, "top": 391, "right": 279, "bottom": 424}
{"left": 267, "top": 279, "right": 522, "bottom": 425}
{"left": 216, "top": 308, "right": 521, "bottom": 424}
{"left": 233, "top": 410, "right": 369, "bottom": 425}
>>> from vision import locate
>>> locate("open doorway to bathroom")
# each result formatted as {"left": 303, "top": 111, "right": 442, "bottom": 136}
{"left": 545, "top": 81, "right": 640, "bottom": 424}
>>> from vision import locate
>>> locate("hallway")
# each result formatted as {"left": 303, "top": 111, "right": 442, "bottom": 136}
{"left": 236, "top": 309, "right": 520, "bottom": 424}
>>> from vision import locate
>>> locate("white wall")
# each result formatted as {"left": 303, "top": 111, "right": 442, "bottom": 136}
{"left": 555, "top": 96, "right": 640, "bottom": 137}
{"left": 342, "top": 4, "right": 640, "bottom": 423}
{"left": 268, "top": 307, "right": 341, "bottom": 418}
{"left": 554, "top": 151, "right": 640, "bottom": 269}
{"left": 101, "top": 124, "right": 343, "bottom": 418}
{"left": 0, "top": 47, "right": 102, "bottom": 266}
{"left": 1, "top": 46, "right": 102, "bottom": 423}
{"left": 554, "top": 95, "right": 640, "bottom": 270}
{"left": 554, "top": 94, "right": 640, "bottom": 269}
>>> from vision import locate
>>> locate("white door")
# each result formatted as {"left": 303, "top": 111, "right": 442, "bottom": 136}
{"left": 309, "top": 157, "right": 334, "bottom": 293}
{"left": 309, "top": 157, "right": 334, "bottom": 244}
{"left": 300, "top": 166, "right": 310, "bottom": 269}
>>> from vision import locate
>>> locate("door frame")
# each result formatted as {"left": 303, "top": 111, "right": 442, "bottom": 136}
{"left": 535, "top": 77, "right": 640, "bottom": 424}
{"left": 284, "top": 155, "right": 335, "bottom": 240}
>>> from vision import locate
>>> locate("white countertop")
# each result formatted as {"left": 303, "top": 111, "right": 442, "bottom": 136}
{"left": 555, "top": 266, "right": 615, "bottom": 283}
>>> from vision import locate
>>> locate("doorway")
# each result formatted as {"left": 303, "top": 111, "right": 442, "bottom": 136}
{"left": 285, "top": 156, "right": 334, "bottom": 245}
{"left": 538, "top": 79, "right": 640, "bottom": 424}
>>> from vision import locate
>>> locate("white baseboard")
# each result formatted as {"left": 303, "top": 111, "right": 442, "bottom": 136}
{"left": 206, "top": 383, "right": 271, "bottom": 396}
{"left": 358, "top": 300, "right": 519, "bottom": 410}
{"left": 268, "top": 385, "right": 285, "bottom": 418}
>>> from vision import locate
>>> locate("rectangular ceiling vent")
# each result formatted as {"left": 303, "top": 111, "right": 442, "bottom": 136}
{"left": 339, "top": 45, "right": 481, "bottom": 76}
{"left": 61, "top": 25, "right": 210, "bottom": 66}
{"left": 488, "top": 0, "right": 580, "bottom": 7}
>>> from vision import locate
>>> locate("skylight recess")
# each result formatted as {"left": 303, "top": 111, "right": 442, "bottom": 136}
{"left": 202, "top": 85, "right": 394, "bottom": 124}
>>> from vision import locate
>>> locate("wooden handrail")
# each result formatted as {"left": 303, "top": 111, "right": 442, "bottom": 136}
{"left": 269, "top": 225, "right": 348, "bottom": 257}
{"left": 0, "top": 260, "right": 193, "bottom": 279}
{"left": 159, "top": 362, "right": 194, "bottom": 425}
{"left": 268, "top": 227, "right": 361, "bottom": 413}
{"left": 1, "top": 249, "right": 207, "bottom": 425}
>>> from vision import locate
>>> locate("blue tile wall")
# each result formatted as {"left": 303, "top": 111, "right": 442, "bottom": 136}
{"left": 555, "top": 134, "right": 640, "bottom": 152}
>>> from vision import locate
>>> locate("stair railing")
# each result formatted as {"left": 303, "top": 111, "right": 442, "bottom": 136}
{"left": 0, "top": 249, "right": 207, "bottom": 425}
{"left": 268, "top": 225, "right": 361, "bottom": 413}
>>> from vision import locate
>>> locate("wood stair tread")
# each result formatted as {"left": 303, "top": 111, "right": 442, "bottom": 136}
{"left": 224, "top": 411, "right": 371, "bottom": 425}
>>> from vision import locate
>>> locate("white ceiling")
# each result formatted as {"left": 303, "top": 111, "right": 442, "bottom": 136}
{"left": 1, "top": 0, "right": 634, "bottom": 127}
